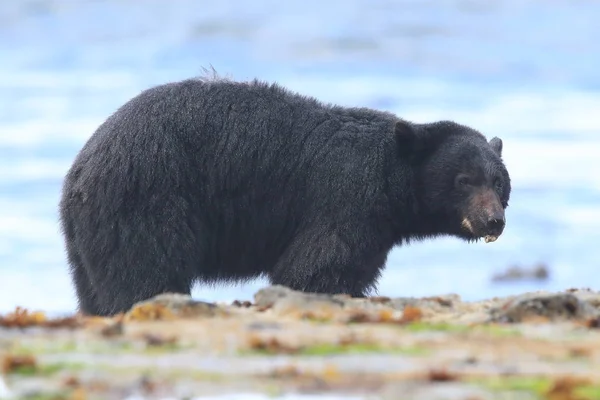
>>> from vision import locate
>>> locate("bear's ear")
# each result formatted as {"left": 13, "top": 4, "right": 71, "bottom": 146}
{"left": 489, "top": 137, "right": 503, "bottom": 157}
{"left": 395, "top": 120, "right": 418, "bottom": 154}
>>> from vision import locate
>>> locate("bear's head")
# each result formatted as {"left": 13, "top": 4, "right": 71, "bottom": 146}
{"left": 395, "top": 119, "right": 511, "bottom": 243}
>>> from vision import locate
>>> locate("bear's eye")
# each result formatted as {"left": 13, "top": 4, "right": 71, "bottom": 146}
{"left": 455, "top": 174, "right": 471, "bottom": 187}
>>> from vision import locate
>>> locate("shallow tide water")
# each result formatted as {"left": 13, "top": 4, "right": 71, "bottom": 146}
{"left": 0, "top": 0, "right": 599, "bottom": 317}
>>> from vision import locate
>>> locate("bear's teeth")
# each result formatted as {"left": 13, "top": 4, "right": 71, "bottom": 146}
{"left": 484, "top": 235, "right": 498, "bottom": 243}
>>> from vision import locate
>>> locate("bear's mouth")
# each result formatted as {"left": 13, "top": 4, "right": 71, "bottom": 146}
{"left": 461, "top": 217, "right": 502, "bottom": 243}
{"left": 484, "top": 235, "right": 498, "bottom": 243}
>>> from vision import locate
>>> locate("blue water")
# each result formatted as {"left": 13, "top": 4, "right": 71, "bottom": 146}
{"left": 1, "top": 0, "right": 599, "bottom": 315}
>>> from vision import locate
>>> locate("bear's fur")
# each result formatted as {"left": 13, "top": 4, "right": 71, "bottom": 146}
{"left": 59, "top": 75, "right": 511, "bottom": 316}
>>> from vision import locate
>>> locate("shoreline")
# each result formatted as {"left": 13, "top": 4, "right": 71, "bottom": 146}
{"left": 2, "top": 285, "right": 600, "bottom": 399}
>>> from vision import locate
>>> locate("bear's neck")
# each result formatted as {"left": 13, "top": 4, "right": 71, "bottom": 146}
{"left": 382, "top": 157, "right": 449, "bottom": 244}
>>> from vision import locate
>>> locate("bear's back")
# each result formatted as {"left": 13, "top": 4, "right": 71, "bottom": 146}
{"left": 72, "top": 78, "right": 395, "bottom": 235}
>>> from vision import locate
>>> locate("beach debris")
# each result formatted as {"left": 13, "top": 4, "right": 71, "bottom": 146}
{"left": 0, "top": 307, "right": 81, "bottom": 329}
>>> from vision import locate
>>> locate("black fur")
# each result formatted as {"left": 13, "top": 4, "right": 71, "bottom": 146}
{"left": 59, "top": 75, "right": 511, "bottom": 316}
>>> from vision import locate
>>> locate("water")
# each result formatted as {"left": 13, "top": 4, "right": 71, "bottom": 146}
{"left": 1, "top": 0, "right": 599, "bottom": 315}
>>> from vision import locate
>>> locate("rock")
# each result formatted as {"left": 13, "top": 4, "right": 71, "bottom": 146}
{"left": 253, "top": 286, "right": 465, "bottom": 324}
{"left": 254, "top": 285, "right": 460, "bottom": 312}
{"left": 254, "top": 286, "right": 600, "bottom": 326}
{"left": 488, "top": 293, "right": 599, "bottom": 323}
{"left": 388, "top": 294, "right": 461, "bottom": 312}
{"left": 253, "top": 285, "right": 350, "bottom": 320}
{"left": 125, "top": 293, "right": 227, "bottom": 320}
{"left": 253, "top": 285, "right": 347, "bottom": 310}
{"left": 564, "top": 288, "right": 600, "bottom": 309}
{"left": 254, "top": 286, "right": 394, "bottom": 322}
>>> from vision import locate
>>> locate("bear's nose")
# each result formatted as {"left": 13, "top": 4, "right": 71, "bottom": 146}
{"left": 487, "top": 213, "right": 505, "bottom": 234}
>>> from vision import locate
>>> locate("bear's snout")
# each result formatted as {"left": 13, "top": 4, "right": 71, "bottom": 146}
{"left": 463, "top": 187, "right": 506, "bottom": 242}
{"left": 485, "top": 210, "right": 505, "bottom": 236}
{"left": 480, "top": 190, "right": 505, "bottom": 235}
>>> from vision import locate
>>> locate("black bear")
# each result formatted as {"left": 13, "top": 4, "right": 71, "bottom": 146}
{"left": 59, "top": 74, "right": 511, "bottom": 316}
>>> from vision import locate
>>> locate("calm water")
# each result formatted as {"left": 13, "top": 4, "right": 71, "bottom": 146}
{"left": 1, "top": 0, "right": 599, "bottom": 315}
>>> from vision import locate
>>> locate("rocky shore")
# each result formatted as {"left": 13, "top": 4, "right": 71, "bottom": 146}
{"left": 2, "top": 285, "right": 600, "bottom": 399}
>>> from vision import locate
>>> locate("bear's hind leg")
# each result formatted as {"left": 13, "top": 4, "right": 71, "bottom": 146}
{"left": 86, "top": 234, "right": 197, "bottom": 316}
{"left": 79, "top": 202, "right": 201, "bottom": 316}
{"left": 85, "top": 248, "right": 196, "bottom": 316}
{"left": 71, "top": 262, "right": 100, "bottom": 316}
{"left": 60, "top": 207, "right": 102, "bottom": 315}
{"left": 68, "top": 245, "right": 103, "bottom": 316}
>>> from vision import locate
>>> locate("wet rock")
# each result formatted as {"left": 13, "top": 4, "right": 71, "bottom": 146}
{"left": 254, "top": 285, "right": 460, "bottom": 312}
{"left": 488, "top": 293, "right": 599, "bottom": 323}
{"left": 388, "top": 294, "right": 461, "bottom": 312}
{"left": 253, "top": 285, "right": 347, "bottom": 310}
{"left": 255, "top": 286, "right": 401, "bottom": 323}
{"left": 126, "top": 293, "right": 227, "bottom": 320}
{"left": 253, "top": 286, "right": 351, "bottom": 320}
{"left": 253, "top": 286, "right": 465, "bottom": 324}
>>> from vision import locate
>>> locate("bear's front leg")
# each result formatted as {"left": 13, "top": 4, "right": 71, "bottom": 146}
{"left": 268, "top": 229, "right": 387, "bottom": 298}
